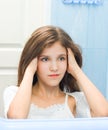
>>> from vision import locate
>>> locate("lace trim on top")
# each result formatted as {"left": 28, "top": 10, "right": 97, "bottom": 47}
{"left": 28, "top": 94, "right": 74, "bottom": 119}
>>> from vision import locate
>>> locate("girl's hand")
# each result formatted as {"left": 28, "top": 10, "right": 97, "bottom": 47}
{"left": 67, "top": 48, "right": 80, "bottom": 79}
{"left": 26, "top": 58, "right": 37, "bottom": 75}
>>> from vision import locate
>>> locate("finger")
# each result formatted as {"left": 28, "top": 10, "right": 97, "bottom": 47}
{"left": 32, "top": 57, "right": 37, "bottom": 64}
{"left": 67, "top": 48, "right": 71, "bottom": 54}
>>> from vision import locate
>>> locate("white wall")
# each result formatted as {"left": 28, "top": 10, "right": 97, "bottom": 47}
{"left": 0, "top": 0, "right": 51, "bottom": 117}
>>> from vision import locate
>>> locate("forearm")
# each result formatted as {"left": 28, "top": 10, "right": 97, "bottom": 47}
{"left": 72, "top": 66, "right": 108, "bottom": 117}
{"left": 7, "top": 70, "right": 33, "bottom": 119}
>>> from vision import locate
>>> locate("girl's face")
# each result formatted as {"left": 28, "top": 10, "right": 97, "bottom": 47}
{"left": 37, "top": 41, "right": 67, "bottom": 88}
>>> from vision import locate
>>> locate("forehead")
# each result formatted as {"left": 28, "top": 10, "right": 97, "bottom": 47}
{"left": 41, "top": 41, "right": 66, "bottom": 55}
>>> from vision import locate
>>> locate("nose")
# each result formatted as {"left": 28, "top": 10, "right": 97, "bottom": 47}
{"left": 50, "top": 61, "right": 58, "bottom": 71}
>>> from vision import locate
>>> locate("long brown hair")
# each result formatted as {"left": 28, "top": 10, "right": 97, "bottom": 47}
{"left": 18, "top": 25, "right": 82, "bottom": 92}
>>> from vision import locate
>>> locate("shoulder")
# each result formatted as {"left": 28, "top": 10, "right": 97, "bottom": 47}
{"left": 4, "top": 85, "right": 18, "bottom": 93}
{"left": 3, "top": 86, "right": 18, "bottom": 118}
{"left": 67, "top": 94, "right": 76, "bottom": 116}
{"left": 66, "top": 91, "right": 85, "bottom": 101}
{"left": 67, "top": 91, "right": 87, "bottom": 108}
{"left": 66, "top": 91, "right": 91, "bottom": 117}
{"left": 4, "top": 85, "right": 18, "bottom": 91}
{"left": 67, "top": 91, "right": 88, "bottom": 107}
{"left": 3, "top": 85, "right": 18, "bottom": 98}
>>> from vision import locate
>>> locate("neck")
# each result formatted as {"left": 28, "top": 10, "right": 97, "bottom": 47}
{"left": 32, "top": 83, "right": 62, "bottom": 99}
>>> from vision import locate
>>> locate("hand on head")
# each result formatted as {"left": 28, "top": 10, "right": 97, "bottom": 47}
{"left": 26, "top": 58, "right": 37, "bottom": 75}
{"left": 67, "top": 48, "right": 79, "bottom": 78}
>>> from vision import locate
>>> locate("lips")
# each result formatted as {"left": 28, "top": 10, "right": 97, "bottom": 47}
{"left": 48, "top": 74, "right": 59, "bottom": 77}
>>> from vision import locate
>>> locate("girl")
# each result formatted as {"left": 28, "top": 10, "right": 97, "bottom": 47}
{"left": 3, "top": 25, "right": 108, "bottom": 119}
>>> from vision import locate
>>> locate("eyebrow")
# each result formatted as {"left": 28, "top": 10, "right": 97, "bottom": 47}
{"left": 39, "top": 54, "right": 67, "bottom": 58}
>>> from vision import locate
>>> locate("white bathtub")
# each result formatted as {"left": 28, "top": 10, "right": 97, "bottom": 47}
{"left": 0, "top": 117, "right": 108, "bottom": 130}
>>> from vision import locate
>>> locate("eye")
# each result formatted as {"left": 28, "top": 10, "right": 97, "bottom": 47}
{"left": 41, "top": 57, "right": 49, "bottom": 62}
{"left": 59, "top": 57, "right": 66, "bottom": 61}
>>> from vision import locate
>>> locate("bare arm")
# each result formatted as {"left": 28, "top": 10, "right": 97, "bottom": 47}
{"left": 7, "top": 58, "right": 37, "bottom": 119}
{"left": 67, "top": 48, "right": 108, "bottom": 117}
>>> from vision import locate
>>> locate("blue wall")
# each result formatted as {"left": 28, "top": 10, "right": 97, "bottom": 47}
{"left": 51, "top": 0, "right": 108, "bottom": 98}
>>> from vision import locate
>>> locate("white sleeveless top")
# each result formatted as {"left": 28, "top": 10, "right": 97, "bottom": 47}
{"left": 3, "top": 86, "right": 91, "bottom": 119}
{"left": 28, "top": 94, "right": 74, "bottom": 119}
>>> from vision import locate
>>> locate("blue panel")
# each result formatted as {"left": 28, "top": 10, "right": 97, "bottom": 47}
{"left": 87, "top": 1, "right": 108, "bottom": 48}
{"left": 0, "top": 118, "right": 108, "bottom": 130}
{"left": 51, "top": 0, "right": 108, "bottom": 49}
{"left": 51, "top": 0, "right": 89, "bottom": 48}
{"left": 51, "top": 0, "right": 108, "bottom": 98}
{"left": 82, "top": 48, "right": 107, "bottom": 97}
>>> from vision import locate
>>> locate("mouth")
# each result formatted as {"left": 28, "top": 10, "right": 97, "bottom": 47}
{"left": 48, "top": 74, "right": 60, "bottom": 78}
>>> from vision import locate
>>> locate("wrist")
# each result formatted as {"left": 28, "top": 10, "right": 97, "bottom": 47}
{"left": 25, "top": 68, "right": 35, "bottom": 78}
